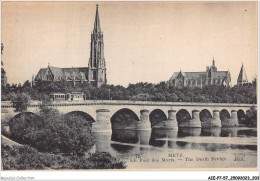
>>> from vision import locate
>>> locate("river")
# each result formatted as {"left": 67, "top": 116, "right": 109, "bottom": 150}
{"left": 90, "top": 127, "right": 257, "bottom": 170}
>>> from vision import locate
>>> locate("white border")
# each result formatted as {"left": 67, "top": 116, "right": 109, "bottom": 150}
{"left": 0, "top": 0, "right": 259, "bottom": 180}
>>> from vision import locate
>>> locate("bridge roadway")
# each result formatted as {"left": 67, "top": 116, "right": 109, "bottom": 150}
{"left": 1, "top": 100, "right": 256, "bottom": 132}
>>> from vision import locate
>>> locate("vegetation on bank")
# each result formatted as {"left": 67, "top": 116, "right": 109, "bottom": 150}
{"left": 9, "top": 107, "right": 95, "bottom": 156}
{"left": 1, "top": 78, "right": 257, "bottom": 104}
{"left": 1, "top": 106, "right": 126, "bottom": 170}
{"left": 2, "top": 142, "right": 126, "bottom": 170}
{"left": 245, "top": 106, "right": 257, "bottom": 127}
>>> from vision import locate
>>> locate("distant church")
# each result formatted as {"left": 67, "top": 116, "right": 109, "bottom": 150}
{"left": 33, "top": 5, "right": 106, "bottom": 88}
{"left": 237, "top": 64, "right": 248, "bottom": 85}
{"left": 168, "top": 58, "right": 231, "bottom": 88}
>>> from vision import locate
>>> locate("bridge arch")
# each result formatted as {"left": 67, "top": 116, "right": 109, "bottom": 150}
{"left": 64, "top": 111, "right": 95, "bottom": 125}
{"left": 237, "top": 109, "right": 246, "bottom": 125}
{"left": 149, "top": 109, "right": 167, "bottom": 127}
{"left": 176, "top": 109, "right": 192, "bottom": 125}
{"left": 220, "top": 109, "right": 231, "bottom": 123}
{"left": 199, "top": 109, "right": 213, "bottom": 122}
{"left": 110, "top": 108, "right": 140, "bottom": 130}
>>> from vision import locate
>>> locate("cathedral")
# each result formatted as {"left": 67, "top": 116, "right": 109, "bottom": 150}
{"left": 33, "top": 5, "right": 107, "bottom": 88}
{"left": 168, "top": 58, "right": 231, "bottom": 88}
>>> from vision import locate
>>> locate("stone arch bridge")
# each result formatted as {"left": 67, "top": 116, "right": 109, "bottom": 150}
{"left": 1, "top": 100, "right": 255, "bottom": 132}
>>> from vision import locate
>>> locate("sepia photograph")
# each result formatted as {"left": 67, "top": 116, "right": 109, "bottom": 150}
{"left": 1, "top": 0, "right": 258, "bottom": 177}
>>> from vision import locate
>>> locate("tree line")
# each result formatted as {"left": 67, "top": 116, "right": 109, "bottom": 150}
{"left": 1, "top": 78, "right": 257, "bottom": 105}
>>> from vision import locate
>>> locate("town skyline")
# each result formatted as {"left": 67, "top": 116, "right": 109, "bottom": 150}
{"left": 2, "top": 1, "right": 258, "bottom": 87}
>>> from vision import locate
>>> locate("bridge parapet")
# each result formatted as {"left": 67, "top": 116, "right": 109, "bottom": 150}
{"left": 1, "top": 100, "right": 255, "bottom": 131}
{"left": 1, "top": 100, "right": 256, "bottom": 108}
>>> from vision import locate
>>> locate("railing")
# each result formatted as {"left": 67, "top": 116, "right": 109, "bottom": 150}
{"left": 1, "top": 100, "right": 255, "bottom": 109}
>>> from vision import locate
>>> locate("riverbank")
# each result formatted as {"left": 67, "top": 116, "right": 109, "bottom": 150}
{"left": 1, "top": 135, "right": 126, "bottom": 170}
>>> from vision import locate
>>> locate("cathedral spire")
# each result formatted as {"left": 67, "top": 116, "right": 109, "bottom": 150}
{"left": 88, "top": 5, "right": 106, "bottom": 88}
{"left": 93, "top": 4, "right": 101, "bottom": 33}
{"left": 237, "top": 63, "right": 248, "bottom": 85}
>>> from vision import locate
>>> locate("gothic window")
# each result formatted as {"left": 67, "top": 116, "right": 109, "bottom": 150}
{"left": 192, "top": 80, "right": 196, "bottom": 86}
{"left": 47, "top": 74, "right": 53, "bottom": 81}
{"left": 208, "top": 71, "right": 211, "bottom": 78}
{"left": 94, "top": 60, "right": 97, "bottom": 67}
{"left": 93, "top": 70, "right": 97, "bottom": 80}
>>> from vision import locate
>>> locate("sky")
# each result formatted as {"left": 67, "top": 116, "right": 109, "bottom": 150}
{"left": 1, "top": 1, "right": 258, "bottom": 87}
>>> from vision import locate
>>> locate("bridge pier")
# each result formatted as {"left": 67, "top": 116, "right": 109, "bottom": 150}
{"left": 166, "top": 109, "right": 178, "bottom": 129}
{"left": 152, "top": 110, "right": 178, "bottom": 129}
{"left": 92, "top": 109, "right": 111, "bottom": 132}
{"left": 222, "top": 110, "right": 239, "bottom": 127}
{"left": 230, "top": 110, "right": 239, "bottom": 126}
{"left": 179, "top": 110, "right": 202, "bottom": 128}
{"left": 137, "top": 130, "right": 151, "bottom": 145}
{"left": 136, "top": 109, "right": 151, "bottom": 130}
{"left": 211, "top": 110, "right": 222, "bottom": 127}
{"left": 202, "top": 110, "right": 221, "bottom": 128}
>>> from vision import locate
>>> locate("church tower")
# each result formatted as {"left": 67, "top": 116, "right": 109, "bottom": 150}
{"left": 237, "top": 63, "right": 248, "bottom": 85}
{"left": 88, "top": 5, "right": 107, "bottom": 87}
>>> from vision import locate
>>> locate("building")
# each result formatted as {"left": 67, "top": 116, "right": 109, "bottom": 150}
{"left": 33, "top": 5, "right": 107, "bottom": 88}
{"left": 168, "top": 58, "right": 231, "bottom": 88}
{"left": 1, "top": 43, "right": 7, "bottom": 87}
{"left": 237, "top": 64, "right": 248, "bottom": 85}
{"left": 1, "top": 68, "right": 7, "bottom": 87}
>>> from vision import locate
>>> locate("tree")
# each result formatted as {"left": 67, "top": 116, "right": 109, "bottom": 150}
{"left": 1, "top": 43, "right": 3, "bottom": 65}
{"left": 61, "top": 115, "right": 95, "bottom": 156}
{"left": 6, "top": 76, "right": 256, "bottom": 104}
{"left": 167, "top": 93, "right": 179, "bottom": 102}
{"left": 9, "top": 107, "right": 95, "bottom": 156}
{"left": 9, "top": 112, "right": 42, "bottom": 143}
{"left": 10, "top": 93, "right": 31, "bottom": 112}
{"left": 245, "top": 106, "right": 257, "bottom": 127}
{"left": 154, "top": 92, "right": 166, "bottom": 101}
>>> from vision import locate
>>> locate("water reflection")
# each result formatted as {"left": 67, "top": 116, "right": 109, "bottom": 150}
{"left": 201, "top": 128, "right": 221, "bottom": 137}
{"left": 178, "top": 128, "right": 202, "bottom": 137}
{"left": 111, "top": 130, "right": 139, "bottom": 144}
{"left": 149, "top": 129, "right": 167, "bottom": 147}
{"left": 237, "top": 129, "right": 257, "bottom": 137}
{"left": 109, "top": 130, "right": 152, "bottom": 153}
{"left": 220, "top": 128, "right": 238, "bottom": 137}
{"left": 94, "top": 127, "right": 257, "bottom": 156}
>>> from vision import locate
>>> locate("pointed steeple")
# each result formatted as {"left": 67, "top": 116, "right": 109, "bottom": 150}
{"left": 93, "top": 4, "right": 101, "bottom": 33}
{"left": 237, "top": 63, "right": 248, "bottom": 85}
{"left": 212, "top": 57, "right": 215, "bottom": 67}
{"left": 210, "top": 57, "right": 217, "bottom": 72}
{"left": 88, "top": 5, "right": 106, "bottom": 88}
{"left": 177, "top": 69, "right": 185, "bottom": 78}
